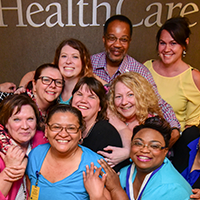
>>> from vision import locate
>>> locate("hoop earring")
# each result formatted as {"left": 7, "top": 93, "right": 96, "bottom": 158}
{"left": 183, "top": 50, "right": 186, "bottom": 57}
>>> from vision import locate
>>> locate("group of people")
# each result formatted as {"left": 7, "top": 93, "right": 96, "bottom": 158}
{"left": 0, "top": 14, "right": 200, "bottom": 200}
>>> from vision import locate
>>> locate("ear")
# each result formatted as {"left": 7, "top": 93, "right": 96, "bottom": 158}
{"left": 44, "top": 125, "right": 48, "bottom": 138}
{"left": 98, "top": 106, "right": 101, "bottom": 112}
{"left": 103, "top": 35, "right": 105, "bottom": 44}
{"left": 185, "top": 37, "right": 189, "bottom": 45}
{"left": 164, "top": 148, "right": 169, "bottom": 157}
{"left": 32, "top": 80, "right": 36, "bottom": 93}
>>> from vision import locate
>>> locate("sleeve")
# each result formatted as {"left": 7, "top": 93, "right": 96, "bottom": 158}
{"left": 140, "top": 62, "right": 180, "bottom": 129}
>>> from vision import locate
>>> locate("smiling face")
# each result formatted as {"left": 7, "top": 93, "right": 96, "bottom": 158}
{"left": 72, "top": 84, "right": 101, "bottom": 124}
{"left": 32, "top": 67, "right": 63, "bottom": 105}
{"left": 103, "top": 20, "right": 131, "bottom": 65}
{"left": 114, "top": 81, "right": 136, "bottom": 122}
{"left": 158, "top": 29, "right": 185, "bottom": 66}
{"left": 130, "top": 128, "right": 168, "bottom": 174}
{"left": 5, "top": 105, "right": 37, "bottom": 148}
{"left": 45, "top": 111, "right": 81, "bottom": 154}
{"left": 58, "top": 45, "right": 82, "bottom": 80}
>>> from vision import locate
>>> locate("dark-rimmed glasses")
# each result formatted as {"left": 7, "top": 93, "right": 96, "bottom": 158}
{"left": 38, "top": 76, "right": 64, "bottom": 88}
{"left": 132, "top": 140, "right": 166, "bottom": 151}
{"left": 47, "top": 123, "right": 80, "bottom": 134}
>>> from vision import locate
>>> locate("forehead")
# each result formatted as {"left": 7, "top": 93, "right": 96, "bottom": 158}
{"left": 40, "top": 67, "right": 62, "bottom": 78}
{"left": 78, "top": 84, "right": 97, "bottom": 95}
{"left": 115, "top": 81, "right": 132, "bottom": 92}
{"left": 159, "top": 29, "right": 174, "bottom": 41}
{"left": 133, "top": 128, "right": 165, "bottom": 143}
{"left": 49, "top": 111, "right": 79, "bottom": 124}
{"left": 61, "top": 44, "right": 80, "bottom": 54}
{"left": 11, "top": 105, "right": 35, "bottom": 116}
{"left": 107, "top": 20, "right": 131, "bottom": 37}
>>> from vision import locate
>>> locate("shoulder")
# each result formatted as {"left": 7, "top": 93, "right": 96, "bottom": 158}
{"left": 29, "top": 143, "right": 50, "bottom": 158}
{"left": 81, "top": 145, "right": 103, "bottom": 159}
{"left": 143, "top": 59, "right": 154, "bottom": 68}
{"left": 91, "top": 52, "right": 104, "bottom": 62}
{"left": 31, "top": 130, "right": 48, "bottom": 149}
{"left": 191, "top": 68, "right": 200, "bottom": 91}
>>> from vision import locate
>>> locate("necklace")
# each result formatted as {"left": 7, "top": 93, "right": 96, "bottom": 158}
{"left": 83, "top": 122, "right": 96, "bottom": 139}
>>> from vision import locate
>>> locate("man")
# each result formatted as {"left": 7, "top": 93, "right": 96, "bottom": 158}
{"left": 91, "top": 15, "right": 180, "bottom": 146}
{"left": 0, "top": 82, "right": 16, "bottom": 102}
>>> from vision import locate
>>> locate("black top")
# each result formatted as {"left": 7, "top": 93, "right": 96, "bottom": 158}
{"left": 82, "top": 120, "right": 130, "bottom": 172}
{"left": 172, "top": 125, "right": 200, "bottom": 188}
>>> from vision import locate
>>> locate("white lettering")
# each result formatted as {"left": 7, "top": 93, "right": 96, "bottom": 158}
{"left": 26, "top": 3, "right": 45, "bottom": 27}
{"left": 65, "top": 0, "right": 75, "bottom": 26}
{"left": 166, "top": 3, "right": 182, "bottom": 19}
{"left": 77, "top": 0, "right": 89, "bottom": 27}
{"left": 0, "top": 0, "right": 26, "bottom": 27}
{"left": 116, "top": 0, "right": 124, "bottom": 14}
{"left": 91, "top": 0, "right": 110, "bottom": 26}
{"left": 46, "top": 3, "right": 64, "bottom": 27}
{"left": 180, "top": 3, "right": 199, "bottom": 27}
{"left": 145, "top": 2, "right": 162, "bottom": 27}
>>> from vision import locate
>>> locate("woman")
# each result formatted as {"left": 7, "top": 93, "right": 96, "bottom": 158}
{"left": 71, "top": 76, "right": 127, "bottom": 171}
{"left": 144, "top": 17, "right": 200, "bottom": 132}
{"left": 0, "top": 94, "right": 47, "bottom": 200}
{"left": 84, "top": 117, "right": 193, "bottom": 200}
{"left": 19, "top": 38, "right": 106, "bottom": 105}
{"left": 108, "top": 72, "right": 163, "bottom": 130}
{"left": 16, "top": 63, "right": 64, "bottom": 129}
{"left": 26, "top": 104, "right": 110, "bottom": 199}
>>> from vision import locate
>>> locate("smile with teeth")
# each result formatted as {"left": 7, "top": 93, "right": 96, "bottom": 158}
{"left": 78, "top": 105, "right": 88, "bottom": 110}
{"left": 121, "top": 106, "right": 132, "bottom": 110}
{"left": 46, "top": 91, "right": 56, "bottom": 95}
{"left": 57, "top": 139, "right": 69, "bottom": 143}
{"left": 64, "top": 66, "right": 74, "bottom": 70}
{"left": 137, "top": 155, "right": 152, "bottom": 162}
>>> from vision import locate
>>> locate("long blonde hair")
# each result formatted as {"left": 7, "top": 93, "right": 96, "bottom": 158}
{"left": 108, "top": 72, "right": 163, "bottom": 124}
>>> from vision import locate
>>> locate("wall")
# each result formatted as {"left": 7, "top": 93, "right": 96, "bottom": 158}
{"left": 0, "top": 0, "right": 200, "bottom": 85}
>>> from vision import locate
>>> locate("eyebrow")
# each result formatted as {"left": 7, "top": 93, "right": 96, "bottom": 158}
{"left": 133, "top": 138, "right": 162, "bottom": 144}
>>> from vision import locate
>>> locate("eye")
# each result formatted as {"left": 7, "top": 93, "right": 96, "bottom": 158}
{"left": 50, "top": 124, "right": 62, "bottom": 131}
{"left": 133, "top": 141, "right": 143, "bottom": 147}
{"left": 28, "top": 117, "right": 34, "bottom": 121}
{"left": 149, "top": 143, "right": 161, "bottom": 150}
{"left": 170, "top": 41, "right": 177, "bottom": 45}
{"left": 159, "top": 41, "right": 165, "bottom": 45}
{"left": 128, "top": 93, "right": 134, "bottom": 97}
{"left": 76, "top": 91, "right": 82, "bottom": 96}
{"left": 115, "top": 95, "right": 122, "bottom": 99}
{"left": 120, "top": 38, "right": 129, "bottom": 43}
{"left": 42, "top": 77, "right": 51, "bottom": 84}
{"left": 107, "top": 36, "right": 116, "bottom": 42}
{"left": 55, "top": 80, "right": 63, "bottom": 86}
{"left": 61, "top": 55, "right": 66, "bottom": 58}
{"left": 13, "top": 118, "right": 20, "bottom": 122}
{"left": 89, "top": 95, "right": 96, "bottom": 99}
{"left": 73, "top": 55, "right": 79, "bottom": 59}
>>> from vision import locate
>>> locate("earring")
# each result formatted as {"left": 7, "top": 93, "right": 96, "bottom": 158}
{"left": 183, "top": 50, "right": 186, "bottom": 57}
{"left": 79, "top": 137, "right": 83, "bottom": 144}
{"left": 196, "top": 143, "right": 199, "bottom": 150}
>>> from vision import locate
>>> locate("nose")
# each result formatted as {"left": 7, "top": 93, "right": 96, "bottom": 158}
{"left": 66, "top": 56, "right": 72, "bottom": 64}
{"left": 113, "top": 38, "right": 123, "bottom": 47}
{"left": 49, "top": 80, "right": 56, "bottom": 88}
{"left": 164, "top": 44, "right": 171, "bottom": 52}
{"left": 140, "top": 144, "right": 150, "bottom": 153}
{"left": 121, "top": 96, "right": 128, "bottom": 105}
{"left": 59, "top": 128, "right": 70, "bottom": 137}
{"left": 21, "top": 120, "right": 29, "bottom": 129}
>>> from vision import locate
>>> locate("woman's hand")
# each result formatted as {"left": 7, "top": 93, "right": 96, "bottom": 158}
{"left": 83, "top": 162, "right": 108, "bottom": 200}
{"left": 97, "top": 146, "right": 129, "bottom": 167}
{"left": 98, "top": 159, "right": 129, "bottom": 200}
{"left": 3, "top": 157, "right": 27, "bottom": 182}
{"left": 190, "top": 188, "right": 200, "bottom": 199}
{"left": 14, "top": 86, "right": 26, "bottom": 94}
{"left": 0, "top": 145, "right": 26, "bottom": 167}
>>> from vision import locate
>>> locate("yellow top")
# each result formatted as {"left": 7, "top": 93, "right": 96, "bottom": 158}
{"left": 144, "top": 59, "right": 200, "bottom": 131}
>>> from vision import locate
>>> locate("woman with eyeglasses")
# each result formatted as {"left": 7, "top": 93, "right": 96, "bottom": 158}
{"left": 15, "top": 63, "right": 64, "bottom": 130}
{"left": 83, "top": 117, "right": 192, "bottom": 200}
{"left": 19, "top": 38, "right": 106, "bottom": 105}
{"left": 0, "top": 94, "right": 48, "bottom": 200}
{"left": 26, "top": 104, "right": 111, "bottom": 200}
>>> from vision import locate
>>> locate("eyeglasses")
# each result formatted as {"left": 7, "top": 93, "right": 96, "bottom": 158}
{"left": 47, "top": 123, "right": 80, "bottom": 134}
{"left": 105, "top": 34, "right": 130, "bottom": 44}
{"left": 132, "top": 140, "right": 166, "bottom": 151}
{"left": 38, "top": 76, "right": 64, "bottom": 88}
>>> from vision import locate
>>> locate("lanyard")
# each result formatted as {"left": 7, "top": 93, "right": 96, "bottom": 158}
{"left": 126, "top": 163, "right": 164, "bottom": 200}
